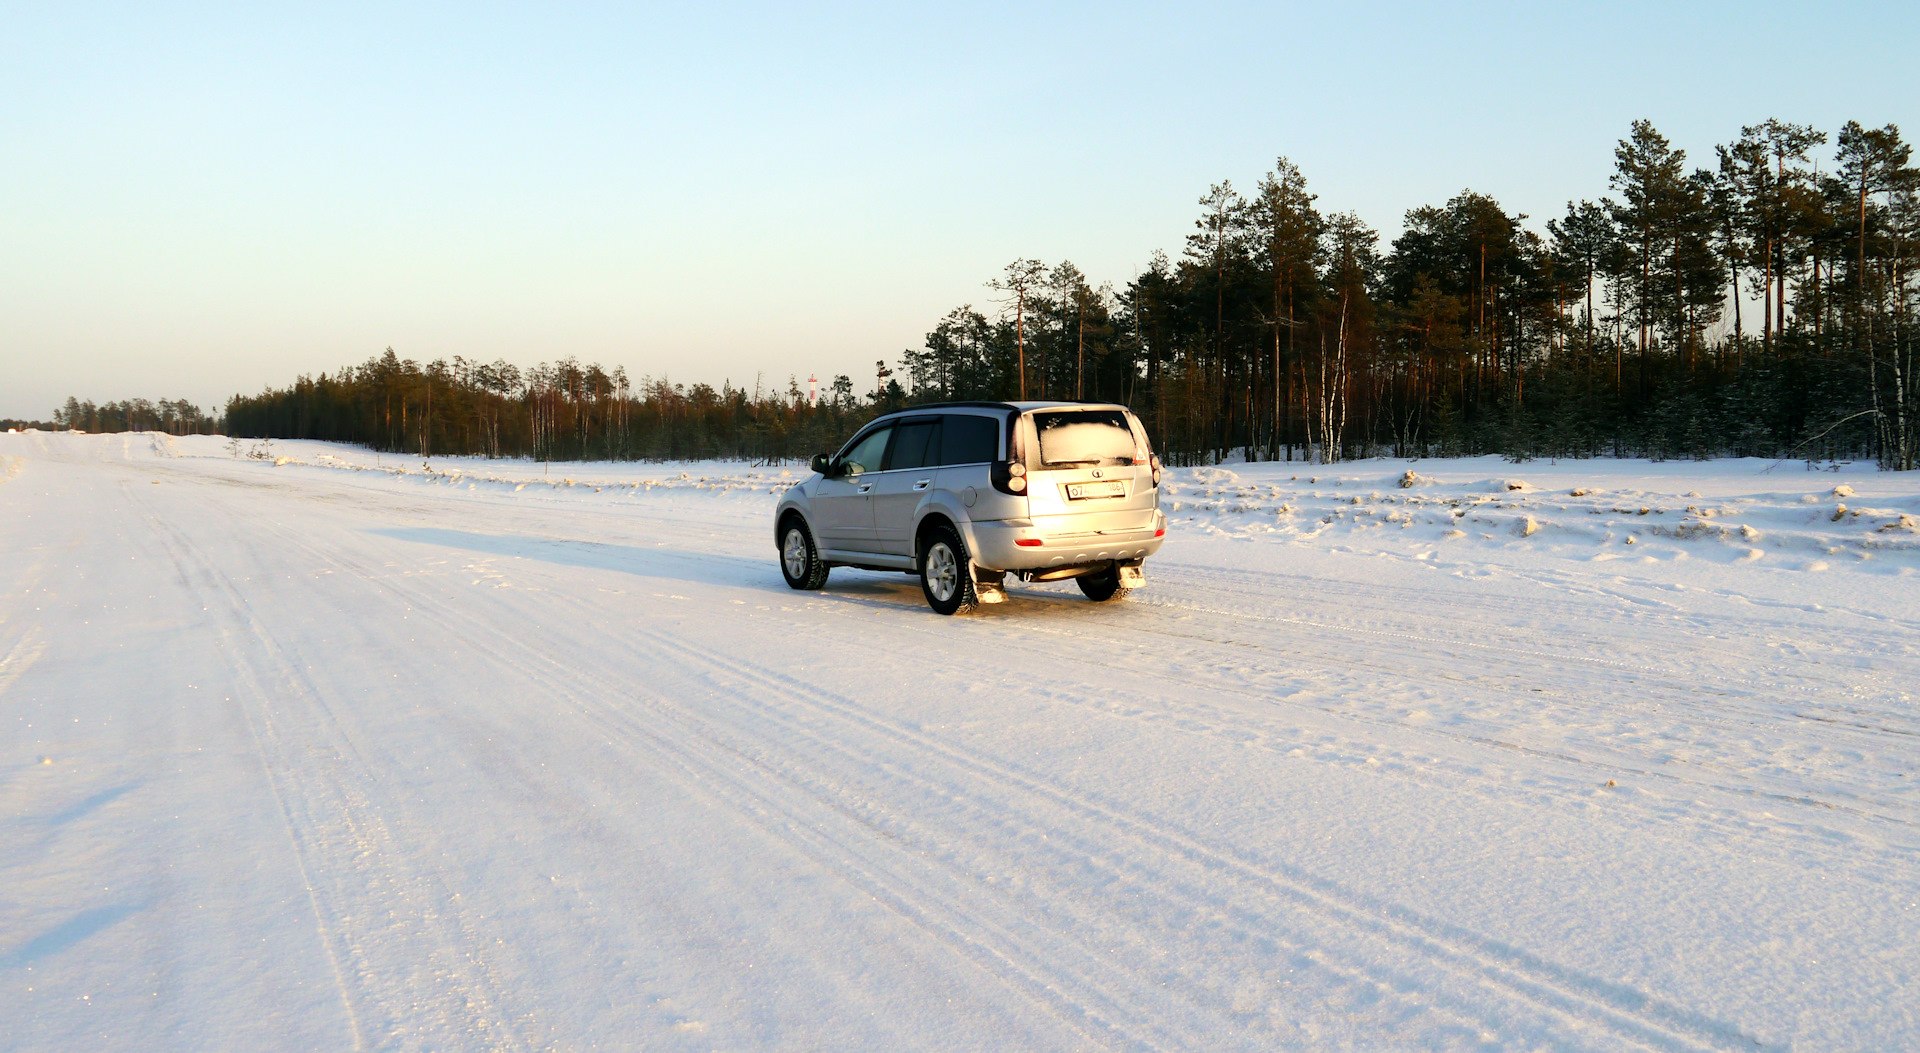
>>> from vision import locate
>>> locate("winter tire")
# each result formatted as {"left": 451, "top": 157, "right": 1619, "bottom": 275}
{"left": 919, "top": 525, "right": 979, "bottom": 616}
{"left": 780, "top": 519, "right": 829, "bottom": 590}
{"left": 1076, "top": 566, "right": 1131, "bottom": 602}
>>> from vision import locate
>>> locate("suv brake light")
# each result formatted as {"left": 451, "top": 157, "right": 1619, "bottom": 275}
{"left": 989, "top": 459, "right": 1029, "bottom": 496}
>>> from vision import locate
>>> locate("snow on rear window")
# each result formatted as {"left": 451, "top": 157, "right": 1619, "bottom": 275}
{"left": 1033, "top": 410, "right": 1137, "bottom": 465}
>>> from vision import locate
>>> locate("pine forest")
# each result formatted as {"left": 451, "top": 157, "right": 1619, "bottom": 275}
{"left": 198, "top": 120, "right": 1920, "bottom": 469}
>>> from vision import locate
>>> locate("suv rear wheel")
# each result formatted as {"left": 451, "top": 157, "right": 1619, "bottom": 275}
{"left": 780, "top": 519, "right": 829, "bottom": 590}
{"left": 919, "top": 525, "right": 978, "bottom": 616}
{"left": 1076, "top": 565, "right": 1131, "bottom": 602}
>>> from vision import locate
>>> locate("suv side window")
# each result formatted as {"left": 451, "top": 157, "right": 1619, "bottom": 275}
{"left": 838, "top": 425, "right": 892, "bottom": 476}
{"left": 936, "top": 414, "right": 999, "bottom": 466}
{"left": 885, "top": 418, "right": 940, "bottom": 471}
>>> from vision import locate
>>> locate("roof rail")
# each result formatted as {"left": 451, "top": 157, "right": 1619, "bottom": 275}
{"left": 882, "top": 400, "right": 1019, "bottom": 413}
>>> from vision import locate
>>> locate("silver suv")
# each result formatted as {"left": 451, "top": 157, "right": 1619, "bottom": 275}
{"left": 774, "top": 401, "right": 1167, "bottom": 614}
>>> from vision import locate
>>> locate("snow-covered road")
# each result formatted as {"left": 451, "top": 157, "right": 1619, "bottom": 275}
{"left": 4, "top": 432, "right": 1917, "bottom": 1051}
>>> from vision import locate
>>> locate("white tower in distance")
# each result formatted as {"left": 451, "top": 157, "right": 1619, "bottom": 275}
{"left": 808, "top": 374, "right": 818, "bottom": 406}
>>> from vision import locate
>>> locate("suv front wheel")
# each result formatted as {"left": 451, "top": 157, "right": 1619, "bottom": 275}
{"left": 919, "top": 525, "right": 979, "bottom": 616}
{"left": 780, "top": 519, "right": 830, "bottom": 590}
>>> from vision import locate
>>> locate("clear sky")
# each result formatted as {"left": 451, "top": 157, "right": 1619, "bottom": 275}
{"left": 3, "top": 1, "right": 1914, "bottom": 419}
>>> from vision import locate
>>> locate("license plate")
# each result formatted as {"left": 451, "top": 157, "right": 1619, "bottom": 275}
{"left": 1066, "top": 480, "right": 1127, "bottom": 500}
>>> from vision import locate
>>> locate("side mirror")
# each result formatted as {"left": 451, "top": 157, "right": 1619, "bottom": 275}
{"left": 809, "top": 453, "right": 833, "bottom": 476}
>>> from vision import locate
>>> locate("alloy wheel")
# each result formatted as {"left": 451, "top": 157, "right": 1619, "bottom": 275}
{"left": 783, "top": 528, "right": 810, "bottom": 580}
{"left": 924, "top": 542, "right": 958, "bottom": 602}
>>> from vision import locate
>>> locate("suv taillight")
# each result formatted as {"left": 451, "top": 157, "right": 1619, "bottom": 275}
{"left": 989, "top": 460, "right": 1028, "bottom": 496}
{"left": 1150, "top": 454, "right": 1162, "bottom": 486}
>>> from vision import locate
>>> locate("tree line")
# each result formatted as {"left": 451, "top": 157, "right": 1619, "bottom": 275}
{"left": 222, "top": 350, "right": 880, "bottom": 463}
{"left": 44, "top": 397, "right": 221, "bottom": 435}
{"left": 204, "top": 117, "right": 1916, "bottom": 469}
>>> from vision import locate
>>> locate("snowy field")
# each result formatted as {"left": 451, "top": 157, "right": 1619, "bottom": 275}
{"left": 3, "top": 430, "right": 1917, "bottom": 1052}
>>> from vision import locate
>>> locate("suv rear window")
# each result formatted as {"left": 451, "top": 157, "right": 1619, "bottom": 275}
{"left": 1032, "top": 410, "right": 1137, "bottom": 466}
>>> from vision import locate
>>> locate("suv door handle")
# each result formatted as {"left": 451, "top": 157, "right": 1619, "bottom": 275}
{"left": 912, "top": 479, "right": 931, "bottom": 491}
{"left": 856, "top": 483, "right": 873, "bottom": 494}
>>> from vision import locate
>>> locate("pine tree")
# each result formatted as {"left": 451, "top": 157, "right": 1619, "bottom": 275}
{"left": 987, "top": 259, "right": 1047, "bottom": 399}
{"left": 1248, "top": 158, "right": 1322, "bottom": 458}
{"left": 1610, "top": 121, "right": 1687, "bottom": 376}
{"left": 1548, "top": 200, "right": 1619, "bottom": 381}
{"left": 1835, "top": 122, "right": 1920, "bottom": 466}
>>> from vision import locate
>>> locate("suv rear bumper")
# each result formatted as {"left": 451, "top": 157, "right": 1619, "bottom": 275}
{"left": 960, "top": 510, "right": 1167, "bottom": 572}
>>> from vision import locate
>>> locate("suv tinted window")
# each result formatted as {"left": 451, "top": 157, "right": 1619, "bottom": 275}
{"left": 885, "top": 419, "right": 940, "bottom": 471}
{"left": 937, "top": 414, "right": 999, "bottom": 466}
{"left": 838, "top": 425, "right": 892, "bottom": 475}
{"left": 1033, "top": 409, "right": 1138, "bottom": 466}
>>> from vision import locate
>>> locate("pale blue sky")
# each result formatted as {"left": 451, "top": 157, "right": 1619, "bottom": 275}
{"left": 3, "top": 1, "right": 1913, "bottom": 418}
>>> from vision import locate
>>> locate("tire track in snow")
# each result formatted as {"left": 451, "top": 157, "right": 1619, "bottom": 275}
{"left": 127, "top": 482, "right": 544, "bottom": 1053}
{"left": 287, "top": 511, "right": 1760, "bottom": 1053}
{"left": 1098, "top": 598, "right": 1917, "bottom": 809}
{"left": 224, "top": 460, "right": 1920, "bottom": 869}
{"left": 495, "top": 597, "right": 1755, "bottom": 1050}
{"left": 613, "top": 623, "right": 1771, "bottom": 1053}
{"left": 128, "top": 490, "right": 372, "bottom": 1052}
{"left": 1150, "top": 558, "right": 1916, "bottom": 711}
{"left": 0, "top": 629, "right": 47, "bottom": 701}
{"left": 0, "top": 511, "right": 51, "bottom": 702}
{"left": 777, "top": 573, "right": 1920, "bottom": 891}
{"left": 991, "top": 574, "right": 1920, "bottom": 857}
{"left": 239, "top": 497, "right": 1472, "bottom": 1051}
{"left": 246, "top": 463, "right": 1918, "bottom": 891}
{"left": 570, "top": 680, "right": 1194, "bottom": 1052}
{"left": 143, "top": 451, "right": 1910, "bottom": 1049}
{"left": 1158, "top": 552, "right": 1920, "bottom": 682}
{"left": 232, "top": 497, "right": 1210, "bottom": 1051}
{"left": 190, "top": 468, "right": 1199, "bottom": 1049}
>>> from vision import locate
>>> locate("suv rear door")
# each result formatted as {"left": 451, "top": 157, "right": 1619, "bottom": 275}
{"left": 930, "top": 411, "right": 1004, "bottom": 514}
{"left": 1022, "top": 407, "right": 1158, "bottom": 531}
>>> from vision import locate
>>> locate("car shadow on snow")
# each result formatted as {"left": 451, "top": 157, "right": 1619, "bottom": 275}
{"left": 808, "top": 573, "right": 1124, "bottom": 619}
{"left": 370, "top": 527, "right": 772, "bottom": 589}
{"left": 4, "top": 901, "right": 147, "bottom": 968}
{"left": 371, "top": 526, "right": 1129, "bottom": 619}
